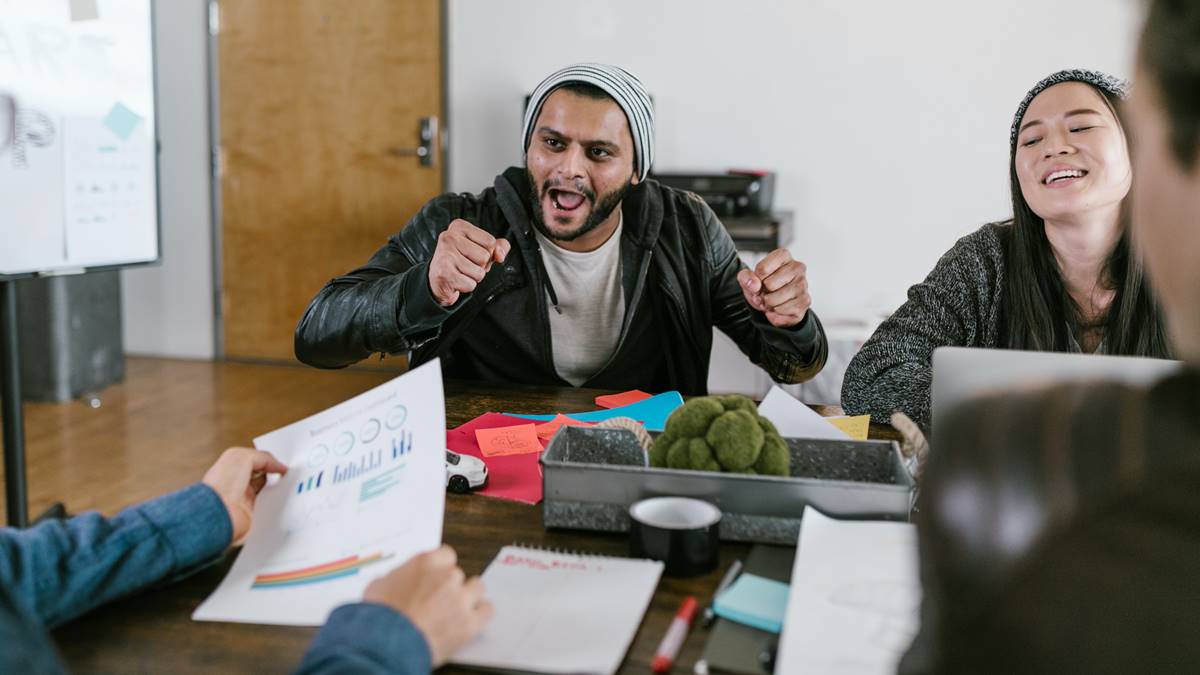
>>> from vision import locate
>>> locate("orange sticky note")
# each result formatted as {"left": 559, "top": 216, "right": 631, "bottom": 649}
{"left": 535, "top": 414, "right": 594, "bottom": 440}
{"left": 475, "top": 424, "right": 543, "bottom": 457}
{"left": 594, "top": 390, "right": 652, "bottom": 409}
{"left": 826, "top": 415, "right": 870, "bottom": 441}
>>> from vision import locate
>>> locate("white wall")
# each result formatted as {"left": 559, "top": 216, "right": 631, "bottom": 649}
{"left": 121, "top": 0, "right": 214, "bottom": 358}
{"left": 448, "top": 0, "right": 1141, "bottom": 322}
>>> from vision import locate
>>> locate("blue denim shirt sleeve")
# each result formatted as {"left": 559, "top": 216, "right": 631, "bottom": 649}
{"left": 295, "top": 602, "right": 432, "bottom": 675}
{"left": 0, "top": 483, "right": 232, "bottom": 629}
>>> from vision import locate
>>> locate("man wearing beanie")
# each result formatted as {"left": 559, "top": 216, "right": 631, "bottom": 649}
{"left": 295, "top": 63, "right": 826, "bottom": 394}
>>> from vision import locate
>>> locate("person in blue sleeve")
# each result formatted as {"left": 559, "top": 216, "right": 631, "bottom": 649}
{"left": 0, "top": 447, "right": 493, "bottom": 674}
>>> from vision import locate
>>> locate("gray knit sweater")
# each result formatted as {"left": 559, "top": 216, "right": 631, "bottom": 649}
{"left": 842, "top": 223, "right": 1011, "bottom": 429}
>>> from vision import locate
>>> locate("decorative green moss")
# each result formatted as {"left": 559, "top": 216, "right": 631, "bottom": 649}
{"left": 651, "top": 395, "right": 790, "bottom": 476}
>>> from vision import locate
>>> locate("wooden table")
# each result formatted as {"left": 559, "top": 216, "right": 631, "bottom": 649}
{"left": 7, "top": 358, "right": 897, "bottom": 673}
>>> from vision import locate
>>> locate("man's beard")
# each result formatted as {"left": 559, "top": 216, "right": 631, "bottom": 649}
{"left": 527, "top": 169, "right": 633, "bottom": 243}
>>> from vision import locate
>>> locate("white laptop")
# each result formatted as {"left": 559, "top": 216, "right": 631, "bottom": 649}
{"left": 931, "top": 346, "right": 1182, "bottom": 423}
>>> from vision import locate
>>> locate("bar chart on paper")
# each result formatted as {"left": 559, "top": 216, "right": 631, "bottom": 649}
{"left": 193, "top": 361, "right": 447, "bottom": 626}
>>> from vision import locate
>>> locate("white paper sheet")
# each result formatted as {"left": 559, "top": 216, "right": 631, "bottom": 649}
{"left": 193, "top": 360, "right": 446, "bottom": 626}
{"left": 775, "top": 507, "right": 921, "bottom": 675}
{"left": 452, "top": 546, "right": 663, "bottom": 675}
{"left": 757, "top": 386, "right": 850, "bottom": 440}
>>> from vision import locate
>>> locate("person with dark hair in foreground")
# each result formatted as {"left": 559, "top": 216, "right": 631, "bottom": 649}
{"left": 295, "top": 63, "right": 827, "bottom": 395}
{"left": 900, "top": 2, "right": 1200, "bottom": 672}
{"left": 0, "top": 448, "right": 491, "bottom": 674}
{"left": 842, "top": 69, "right": 1171, "bottom": 431}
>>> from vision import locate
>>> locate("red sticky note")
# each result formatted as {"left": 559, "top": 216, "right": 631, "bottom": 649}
{"left": 475, "top": 424, "right": 542, "bottom": 458}
{"left": 535, "top": 414, "right": 594, "bottom": 440}
{"left": 594, "top": 390, "right": 653, "bottom": 409}
{"left": 448, "top": 414, "right": 546, "bottom": 505}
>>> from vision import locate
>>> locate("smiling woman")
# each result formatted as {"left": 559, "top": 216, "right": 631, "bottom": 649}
{"left": 841, "top": 69, "right": 1172, "bottom": 429}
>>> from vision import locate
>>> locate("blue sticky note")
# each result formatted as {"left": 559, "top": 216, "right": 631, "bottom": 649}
{"left": 713, "top": 573, "right": 790, "bottom": 634}
{"left": 505, "top": 391, "right": 684, "bottom": 432}
{"left": 103, "top": 102, "right": 143, "bottom": 141}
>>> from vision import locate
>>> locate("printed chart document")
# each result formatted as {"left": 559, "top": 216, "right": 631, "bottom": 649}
{"left": 776, "top": 507, "right": 921, "bottom": 674}
{"left": 452, "top": 545, "right": 663, "bottom": 674}
{"left": 194, "top": 360, "right": 446, "bottom": 625}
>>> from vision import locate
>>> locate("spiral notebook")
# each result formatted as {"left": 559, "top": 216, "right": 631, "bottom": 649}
{"left": 451, "top": 545, "right": 664, "bottom": 674}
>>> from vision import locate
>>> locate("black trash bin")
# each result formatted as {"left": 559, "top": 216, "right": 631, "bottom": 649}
{"left": 16, "top": 271, "right": 124, "bottom": 402}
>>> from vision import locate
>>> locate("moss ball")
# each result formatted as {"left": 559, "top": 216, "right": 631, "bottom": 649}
{"left": 757, "top": 415, "right": 779, "bottom": 437}
{"left": 706, "top": 410, "right": 764, "bottom": 471}
{"left": 754, "top": 433, "right": 790, "bottom": 476}
{"left": 649, "top": 430, "right": 677, "bottom": 467}
{"left": 665, "top": 397, "right": 725, "bottom": 438}
{"left": 687, "top": 437, "right": 721, "bottom": 472}
{"left": 718, "top": 394, "right": 758, "bottom": 416}
{"left": 665, "top": 437, "right": 691, "bottom": 469}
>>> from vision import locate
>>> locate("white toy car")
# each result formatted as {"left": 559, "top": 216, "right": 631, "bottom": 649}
{"left": 445, "top": 449, "right": 488, "bottom": 493}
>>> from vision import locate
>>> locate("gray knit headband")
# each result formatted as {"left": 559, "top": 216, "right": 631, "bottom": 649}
{"left": 1010, "top": 69, "right": 1130, "bottom": 149}
{"left": 522, "top": 63, "right": 655, "bottom": 181}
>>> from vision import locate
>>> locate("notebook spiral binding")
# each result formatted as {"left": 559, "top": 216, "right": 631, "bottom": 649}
{"left": 507, "top": 542, "right": 645, "bottom": 563}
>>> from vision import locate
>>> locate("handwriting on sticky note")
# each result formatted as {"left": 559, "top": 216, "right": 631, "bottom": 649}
{"left": 475, "top": 424, "right": 542, "bottom": 457}
{"left": 826, "top": 415, "right": 870, "bottom": 441}
{"left": 594, "top": 390, "right": 653, "bottom": 409}
{"left": 535, "top": 414, "right": 594, "bottom": 440}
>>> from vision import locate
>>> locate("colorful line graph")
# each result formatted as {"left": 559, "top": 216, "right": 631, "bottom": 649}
{"left": 251, "top": 552, "right": 392, "bottom": 589}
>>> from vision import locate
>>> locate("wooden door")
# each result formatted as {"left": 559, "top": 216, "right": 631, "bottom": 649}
{"left": 217, "top": 0, "right": 442, "bottom": 363}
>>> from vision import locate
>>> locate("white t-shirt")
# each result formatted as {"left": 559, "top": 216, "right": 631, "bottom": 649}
{"left": 533, "top": 215, "right": 625, "bottom": 386}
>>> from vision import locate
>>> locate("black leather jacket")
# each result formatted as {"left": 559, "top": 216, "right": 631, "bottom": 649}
{"left": 294, "top": 167, "right": 826, "bottom": 394}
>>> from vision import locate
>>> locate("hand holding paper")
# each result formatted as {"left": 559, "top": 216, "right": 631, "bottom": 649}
{"left": 364, "top": 545, "right": 493, "bottom": 667}
{"left": 201, "top": 447, "right": 288, "bottom": 545}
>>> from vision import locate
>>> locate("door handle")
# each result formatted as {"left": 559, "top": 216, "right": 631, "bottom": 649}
{"left": 388, "top": 116, "right": 437, "bottom": 167}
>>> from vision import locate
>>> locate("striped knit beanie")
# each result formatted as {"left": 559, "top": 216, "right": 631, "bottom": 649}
{"left": 522, "top": 63, "right": 655, "bottom": 181}
{"left": 1010, "top": 69, "right": 1130, "bottom": 149}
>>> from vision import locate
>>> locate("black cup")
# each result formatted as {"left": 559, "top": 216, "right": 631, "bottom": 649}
{"left": 628, "top": 497, "right": 721, "bottom": 577}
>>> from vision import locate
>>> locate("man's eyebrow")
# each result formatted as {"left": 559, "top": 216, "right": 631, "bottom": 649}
{"left": 1020, "top": 108, "right": 1106, "bottom": 134}
{"left": 536, "top": 128, "right": 621, "bottom": 150}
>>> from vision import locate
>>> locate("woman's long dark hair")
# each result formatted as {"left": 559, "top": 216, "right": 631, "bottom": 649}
{"left": 1001, "top": 87, "right": 1172, "bottom": 357}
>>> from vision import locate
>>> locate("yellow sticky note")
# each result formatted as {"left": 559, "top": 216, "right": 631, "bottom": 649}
{"left": 826, "top": 415, "right": 870, "bottom": 440}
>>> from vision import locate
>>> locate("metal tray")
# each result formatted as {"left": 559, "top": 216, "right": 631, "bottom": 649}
{"left": 541, "top": 426, "right": 916, "bottom": 545}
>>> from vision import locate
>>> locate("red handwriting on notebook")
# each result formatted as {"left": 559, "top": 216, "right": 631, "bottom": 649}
{"left": 498, "top": 553, "right": 589, "bottom": 572}
{"left": 475, "top": 424, "right": 542, "bottom": 457}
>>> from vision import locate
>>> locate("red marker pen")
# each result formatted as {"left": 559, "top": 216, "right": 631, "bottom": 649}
{"left": 652, "top": 596, "right": 697, "bottom": 673}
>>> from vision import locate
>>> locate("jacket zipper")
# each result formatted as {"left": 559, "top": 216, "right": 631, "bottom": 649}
{"left": 657, "top": 273, "right": 704, "bottom": 361}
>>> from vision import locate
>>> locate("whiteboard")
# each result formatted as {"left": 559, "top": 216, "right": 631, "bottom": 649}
{"left": 0, "top": 0, "right": 159, "bottom": 277}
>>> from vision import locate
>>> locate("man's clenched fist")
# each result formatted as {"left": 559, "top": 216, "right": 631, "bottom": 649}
{"left": 428, "top": 219, "right": 511, "bottom": 306}
{"left": 736, "top": 248, "right": 812, "bottom": 328}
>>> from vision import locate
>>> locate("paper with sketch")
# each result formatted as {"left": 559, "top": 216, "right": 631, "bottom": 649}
{"left": 776, "top": 507, "right": 921, "bottom": 675}
{"left": 757, "top": 386, "right": 851, "bottom": 440}
{"left": 193, "top": 360, "right": 446, "bottom": 626}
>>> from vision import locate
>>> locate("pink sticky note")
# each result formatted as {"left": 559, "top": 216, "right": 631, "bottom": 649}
{"left": 535, "top": 414, "right": 594, "bottom": 440}
{"left": 475, "top": 424, "right": 542, "bottom": 458}
{"left": 594, "top": 390, "right": 653, "bottom": 409}
{"left": 448, "top": 414, "right": 546, "bottom": 505}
